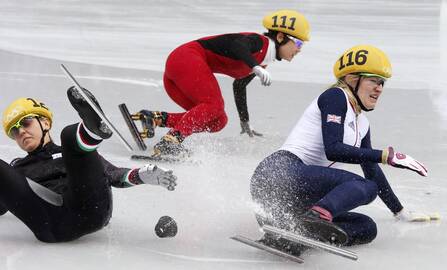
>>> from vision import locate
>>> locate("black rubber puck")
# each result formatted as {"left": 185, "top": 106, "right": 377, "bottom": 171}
{"left": 155, "top": 216, "right": 178, "bottom": 238}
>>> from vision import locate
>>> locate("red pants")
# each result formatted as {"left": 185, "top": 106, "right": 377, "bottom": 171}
{"left": 163, "top": 42, "right": 228, "bottom": 138}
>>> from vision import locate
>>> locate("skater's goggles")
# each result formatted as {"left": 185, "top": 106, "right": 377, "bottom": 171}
{"left": 286, "top": 35, "right": 304, "bottom": 49}
{"left": 358, "top": 73, "right": 387, "bottom": 87}
{"left": 8, "top": 114, "right": 39, "bottom": 139}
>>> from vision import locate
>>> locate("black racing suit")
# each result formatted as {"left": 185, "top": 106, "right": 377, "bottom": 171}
{"left": 0, "top": 124, "right": 131, "bottom": 242}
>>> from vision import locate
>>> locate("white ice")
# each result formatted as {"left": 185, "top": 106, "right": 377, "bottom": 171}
{"left": 0, "top": 0, "right": 446, "bottom": 269}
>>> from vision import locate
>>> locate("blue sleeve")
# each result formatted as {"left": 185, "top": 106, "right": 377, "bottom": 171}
{"left": 318, "top": 88, "right": 383, "bottom": 164}
{"left": 360, "top": 130, "right": 403, "bottom": 214}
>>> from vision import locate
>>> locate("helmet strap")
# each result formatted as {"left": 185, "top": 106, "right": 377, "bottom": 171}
{"left": 352, "top": 76, "right": 374, "bottom": 112}
{"left": 29, "top": 117, "right": 52, "bottom": 154}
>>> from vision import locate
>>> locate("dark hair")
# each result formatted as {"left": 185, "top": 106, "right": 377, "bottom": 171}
{"left": 263, "top": 30, "right": 285, "bottom": 61}
{"left": 263, "top": 30, "right": 278, "bottom": 40}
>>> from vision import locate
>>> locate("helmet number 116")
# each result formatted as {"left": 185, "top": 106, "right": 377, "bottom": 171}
{"left": 338, "top": 50, "right": 369, "bottom": 70}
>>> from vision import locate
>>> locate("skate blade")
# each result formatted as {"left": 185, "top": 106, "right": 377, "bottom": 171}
{"left": 297, "top": 218, "right": 348, "bottom": 246}
{"left": 231, "top": 235, "right": 304, "bottom": 264}
{"left": 262, "top": 225, "right": 358, "bottom": 261}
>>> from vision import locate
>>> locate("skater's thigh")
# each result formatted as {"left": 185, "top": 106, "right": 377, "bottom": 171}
{"left": 251, "top": 151, "right": 306, "bottom": 210}
{"left": 334, "top": 212, "right": 375, "bottom": 224}
{"left": 60, "top": 125, "right": 111, "bottom": 212}
{"left": 291, "top": 165, "right": 366, "bottom": 204}
{"left": 165, "top": 50, "right": 223, "bottom": 106}
{"left": 0, "top": 159, "right": 63, "bottom": 242}
{"left": 163, "top": 75, "right": 196, "bottom": 110}
{"left": 60, "top": 125, "right": 112, "bottom": 235}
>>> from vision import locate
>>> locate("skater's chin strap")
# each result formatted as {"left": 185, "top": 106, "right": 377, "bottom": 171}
{"left": 29, "top": 116, "right": 52, "bottom": 154}
{"left": 347, "top": 75, "right": 374, "bottom": 112}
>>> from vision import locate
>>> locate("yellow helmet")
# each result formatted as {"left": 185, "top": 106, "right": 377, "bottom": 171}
{"left": 2, "top": 97, "right": 53, "bottom": 137}
{"left": 262, "top": 10, "right": 310, "bottom": 41}
{"left": 333, "top": 45, "right": 392, "bottom": 79}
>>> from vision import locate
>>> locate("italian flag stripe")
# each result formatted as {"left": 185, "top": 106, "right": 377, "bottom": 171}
{"left": 76, "top": 123, "right": 99, "bottom": 152}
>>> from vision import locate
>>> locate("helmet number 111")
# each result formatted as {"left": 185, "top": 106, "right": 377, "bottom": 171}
{"left": 271, "top": 15, "right": 297, "bottom": 31}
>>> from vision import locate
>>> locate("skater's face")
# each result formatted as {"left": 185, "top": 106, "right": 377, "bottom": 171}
{"left": 346, "top": 75, "right": 385, "bottom": 110}
{"left": 12, "top": 116, "right": 51, "bottom": 152}
{"left": 277, "top": 33, "right": 302, "bottom": 62}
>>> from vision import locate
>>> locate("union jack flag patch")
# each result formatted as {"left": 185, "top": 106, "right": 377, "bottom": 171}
{"left": 327, "top": 114, "right": 342, "bottom": 124}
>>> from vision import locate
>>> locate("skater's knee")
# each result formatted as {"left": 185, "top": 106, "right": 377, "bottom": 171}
{"left": 208, "top": 113, "right": 228, "bottom": 133}
{"left": 336, "top": 213, "right": 377, "bottom": 246}
{"left": 364, "top": 180, "right": 378, "bottom": 203}
{"left": 346, "top": 216, "right": 377, "bottom": 246}
{"left": 60, "top": 124, "right": 78, "bottom": 145}
{"left": 203, "top": 96, "right": 225, "bottom": 112}
{"left": 351, "top": 179, "right": 377, "bottom": 205}
{"left": 364, "top": 217, "right": 378, "bottom": 242}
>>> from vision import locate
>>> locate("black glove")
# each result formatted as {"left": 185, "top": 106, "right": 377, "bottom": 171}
{"left": 240, "top": 121, "right": 263, "bottom": 137}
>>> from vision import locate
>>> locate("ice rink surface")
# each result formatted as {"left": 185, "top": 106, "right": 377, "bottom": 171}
{"left": 0, "top": 0, "right": 446, "bottom": 269}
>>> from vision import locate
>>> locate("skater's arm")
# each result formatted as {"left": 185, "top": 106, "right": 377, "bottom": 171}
{"left": 100, "top": 156, "right": 177, "bottom": 190}
{"left": 230, "top": 34, "right": 272, "bottom": 86}
{"left": 233, "top": 74, "right": 256, "bottom": 122}
{"left": 319, "top": 88, "right": 383, "bottom": 164}
{"left": 124, "top": 164, "right": 177, "bottom": 191}
{"left": 360, "top": 130, "right": 403, "bottom": 214}
{"left": 229, "top": 34, "right": 264, "bottom": 68}
{"left": 233, "top": 74, "right": 263, "bottom": 137}
{"left": 363, "top": 134, "right": 435, "bottom": 221}
{"left": 99, "top": 156, "right": 133, "bottom": 188}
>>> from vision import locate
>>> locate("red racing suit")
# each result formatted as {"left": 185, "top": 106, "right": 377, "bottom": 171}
{"left": 162, "top": 32, "right": 270, "bottom": 138}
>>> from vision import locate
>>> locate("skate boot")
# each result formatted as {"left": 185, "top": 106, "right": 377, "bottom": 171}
{"left": 257, "top": 233, "right": 307, "bottom": 257}
{"left": 67, "top": 86, "right": 112, "bottom": 139}
{"left": 153, "top": 131, "right": 189, "bottom": 157}
{"left": 297, "top": 206, "right": 348, "bottom": 246}
{"left": 134, "top": 110, "right": 168, "bottom": 138}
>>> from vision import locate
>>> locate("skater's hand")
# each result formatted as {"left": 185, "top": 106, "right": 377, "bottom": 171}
{"left": 394, "top": 208, "right": 440, "bottom": 222}
{"left": 383, "top": 147, "right": 427, "bottom": 177}
{"left": 252, "top": 66, "right": 271, "bottom": 86}
{"left": 240, "top": 121, "right": 263, "bottom": 137}
{"left": 138, "top": 164, "right": 177, "bottom": 191}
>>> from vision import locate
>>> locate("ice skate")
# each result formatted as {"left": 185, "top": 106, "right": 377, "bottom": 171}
{"left": 257, "top": 233, "right": 307, "bottom": 257}
{"left": 137, "top": 110, "right": 167, "bottom": 139}
{"left": 67, "top": 86, "right": 112, "bottom": 139}
{"left": 153, "top": 132, "right": 190, "bottom": 158}
{"left": 297, "top": 208, "right": 348, "bottom": 246}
